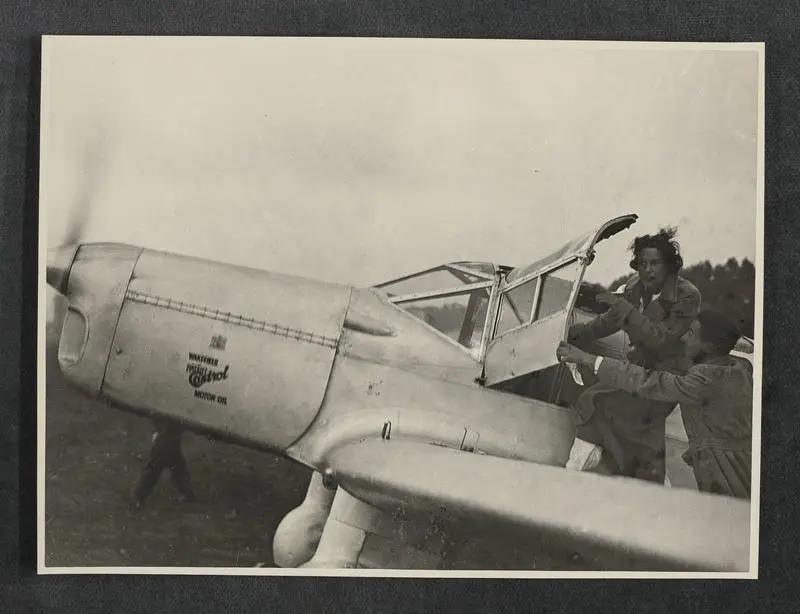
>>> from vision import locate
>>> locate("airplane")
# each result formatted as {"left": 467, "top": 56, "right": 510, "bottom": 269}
{"left": 44, "top": 212, "right": 754, "bottom": 572}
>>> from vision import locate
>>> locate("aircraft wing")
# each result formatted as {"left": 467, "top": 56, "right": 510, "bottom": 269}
{"left": 325, "top": 439, "right": 751, "bottom": 572}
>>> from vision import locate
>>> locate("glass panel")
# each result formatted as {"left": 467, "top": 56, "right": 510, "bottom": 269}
{"left": 465, "top": 291, "right": 490, "bottom": 352}
{"left": 444, "top": 269, "right": 484, "bottom": 284}
{"left": 535, "top": 260, "right": 582, "bottom": 321}
{"left": 495, "top": 277, "right": 538, "bottom": 337}
{"left": 377, "top": 267, "right": 478, "bottom": 297}
{"left": 505, "top": 230, "right": 593, "bottom": 284}
{"left": 451, "top": 261, "right": 496, "bottom": 277}
{"left": 400, "top": 289, "right": 490, "bottom": 352}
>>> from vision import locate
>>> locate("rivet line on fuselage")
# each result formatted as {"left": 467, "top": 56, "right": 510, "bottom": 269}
{"left": 125, "top": 289, "right": 339, "bottom": 349}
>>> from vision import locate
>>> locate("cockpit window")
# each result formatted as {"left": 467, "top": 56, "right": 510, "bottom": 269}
{"left": 535, "top": 260, "right": 583, "bottom": 321}
{"left": 398, "top": 288, "right": 490, "bottom": 353}
{"left": 495, "top": 277, "right": 538, "bottom": 337}
{"left": 452, "top": 261, "right": 496, "bottom": 277}
{"left": 373, "top": 262, "right": 496, "bottom": 357}
{"left": 375, "top": 263, "right": 494, "bottom": 298}
{"left": 493, "top": 258, "right": 583, "bottom": 340}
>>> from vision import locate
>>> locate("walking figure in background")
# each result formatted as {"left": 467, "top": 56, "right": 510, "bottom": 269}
{"left": 130, "top": 419, "right": 195, "bottom": 509}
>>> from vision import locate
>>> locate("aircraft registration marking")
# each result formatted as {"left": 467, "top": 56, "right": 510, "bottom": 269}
{"left": 125, "top": 289, "right": 339, "bottom": 349}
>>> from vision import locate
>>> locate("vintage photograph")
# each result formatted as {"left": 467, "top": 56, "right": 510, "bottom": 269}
{"left": 39, "top": 36, "right": 763, "bottom": 576}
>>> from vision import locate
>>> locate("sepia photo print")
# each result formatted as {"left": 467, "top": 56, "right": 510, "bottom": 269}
{"left": 39, "top": 36, "right": 764, "bottom": 577}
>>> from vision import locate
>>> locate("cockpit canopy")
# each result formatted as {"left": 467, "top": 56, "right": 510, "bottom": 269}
{"left": 373, "top": 258, "right": 593, "bottom": 359}
{"left": 372, "top": 215, "right": 641, "bottom": 372}
{"left": 373, "top": 262, "right": 506, "bottom": 357}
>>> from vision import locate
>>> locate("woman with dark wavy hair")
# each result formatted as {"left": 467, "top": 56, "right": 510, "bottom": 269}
{"left": 628, "top": 227, "right": 684, "bottom": 296}
{"left": 567, "top": 227, "right": 701, "bottom": 484}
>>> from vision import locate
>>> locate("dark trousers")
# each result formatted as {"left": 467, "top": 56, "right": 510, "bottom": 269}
{"left": 576, "top": 386, "right": 676, "bottom": 484}
{"left": 132, "top": 432, "right": 194, "bottom": 504}
{"left": 688, "top": 449, "right": 751, "bottom": 499}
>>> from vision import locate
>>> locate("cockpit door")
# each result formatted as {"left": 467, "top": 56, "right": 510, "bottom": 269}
{"left": 482, "top": 214, "right": 638, "bottom": 387}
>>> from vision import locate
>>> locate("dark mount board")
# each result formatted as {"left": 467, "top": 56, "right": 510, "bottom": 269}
{"left": 2, "top": 2, "right": 798, "bottom": 612}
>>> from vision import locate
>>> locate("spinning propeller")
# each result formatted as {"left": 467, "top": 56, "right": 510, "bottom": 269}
{"left": 46, "top": 127, "right": 109, "bottom": 284}
{"left": 46, "top": 133, "right": 107, "bottom": 332}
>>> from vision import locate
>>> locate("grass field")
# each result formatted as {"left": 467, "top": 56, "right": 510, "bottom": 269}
{"left": 44, "top": 333, "right": 313, "bottom": 569}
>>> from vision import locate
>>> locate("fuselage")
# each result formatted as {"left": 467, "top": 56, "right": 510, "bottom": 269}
{"left": 47, "top": 243, "right": 575, "bottom": 474}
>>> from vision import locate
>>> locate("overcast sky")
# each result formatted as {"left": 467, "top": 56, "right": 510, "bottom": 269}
{"left": 41, "top": 37, "right": 762, "bottom": 289}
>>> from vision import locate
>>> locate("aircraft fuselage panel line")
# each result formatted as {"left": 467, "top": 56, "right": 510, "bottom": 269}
{"left": 124, "top": 289, "right": 339, "bottom": 350}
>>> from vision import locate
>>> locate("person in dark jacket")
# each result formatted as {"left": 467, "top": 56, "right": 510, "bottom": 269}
{"left": 130, "top": 419, "right": 195, "bottom": 509}
{"left": 557, "top": 309, "right": 752, "bottom": 499}
{"left": 567, "top": 227, "right": 701, "bottom": 483}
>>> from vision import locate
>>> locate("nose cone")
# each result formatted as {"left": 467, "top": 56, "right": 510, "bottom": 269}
{"left": 46, "top": 245, "right": 80, "bottom": 295}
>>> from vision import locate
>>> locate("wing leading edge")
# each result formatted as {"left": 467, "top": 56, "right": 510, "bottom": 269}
{"left": 324, "top": 439, "right": 750, "bottom": 572}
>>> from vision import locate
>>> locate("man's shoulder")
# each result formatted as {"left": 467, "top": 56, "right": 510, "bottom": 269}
{"left": 687, "top": 361, "right": 724, "bottom": 378}
{"left": 688, "top": 357, "right": 751, "bottom": 383}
